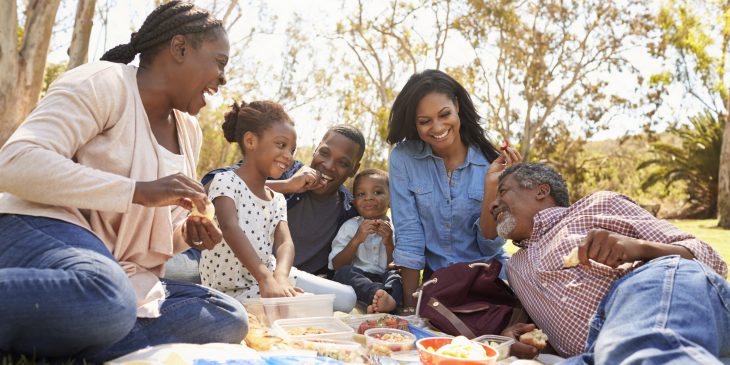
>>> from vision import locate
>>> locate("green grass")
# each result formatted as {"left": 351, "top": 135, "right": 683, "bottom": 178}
{"left": 504, "top": 218, "right": 730, "bottom": 268}
{"left": 670, "top": 219, "right": 730, "bottom": 266}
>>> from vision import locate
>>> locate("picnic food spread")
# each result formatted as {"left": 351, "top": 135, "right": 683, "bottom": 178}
{"left": 240, "top": 295, "right": 556, "bottom": 364}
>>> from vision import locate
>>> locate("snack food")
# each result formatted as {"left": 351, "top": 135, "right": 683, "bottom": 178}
{"left": 500, "top": 139, "right": 510, "bottom": 151}
{"left": 244, "top": 313, "right": 290, "bottom": 351}
{"left": 519, "top": 329, "right": 548, "bottom": 350}
{"left": 287, "top": 326, "right": 328, "bottom": 336}
{"left": 364, "top": 328, "right": 416, "bottom": 357}
{"left": 563, "top": 247, "right": 580, "bottom": 268}
{"left": 356, "top": 315, "right": 409, "bottom": 334}
{"left": 292, "top": 339, "right": 362, "bottom": 363}
{"left": 190, "top": 200, "right": 215, "bottom": 221}
{"left": 432, "top": 336, "right": 488, "bottom": 360}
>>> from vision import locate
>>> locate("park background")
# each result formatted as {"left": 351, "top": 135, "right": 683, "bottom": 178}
{"left": 2, "top": 0, "right": 729, "bottom": 264}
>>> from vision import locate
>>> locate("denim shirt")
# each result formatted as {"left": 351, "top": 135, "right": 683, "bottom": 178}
{"left": 201, "top": 160, "right": 357, "bottom": 227}
{"left": 389, "top": 140, "right": 508, "bottom": 271}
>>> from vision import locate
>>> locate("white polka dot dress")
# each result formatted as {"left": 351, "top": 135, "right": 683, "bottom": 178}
{"left": 200, "top": 170, "right": 287, "bottom": 300}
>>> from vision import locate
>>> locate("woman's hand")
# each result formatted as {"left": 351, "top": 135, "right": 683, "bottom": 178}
{"left": 133, "top": 173, "right": 209, "bottom": 211}
{"left": 182, "top": 216, "right": 222, "bottom": 250}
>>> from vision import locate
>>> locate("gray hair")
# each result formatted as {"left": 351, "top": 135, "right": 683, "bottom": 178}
{"left": 499, "top": 163, "right": 570, "bottom": 207}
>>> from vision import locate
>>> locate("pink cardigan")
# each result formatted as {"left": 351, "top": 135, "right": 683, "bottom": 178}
{"left": 0, "top": 62, "right": 202, "bottom": 317}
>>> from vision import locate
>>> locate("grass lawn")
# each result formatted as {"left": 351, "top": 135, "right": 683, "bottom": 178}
{"left": 504, "top": 218, "right": 730, "bottom": 267}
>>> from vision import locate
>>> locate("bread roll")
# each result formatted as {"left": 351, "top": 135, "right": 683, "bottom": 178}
{"left": 563, "top": 247, "right": 580, "bottom": 268}
{"left": 519, "top": 329, "right": 548, "bottom": 350}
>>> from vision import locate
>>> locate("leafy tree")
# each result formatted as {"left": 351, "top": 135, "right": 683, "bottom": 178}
{"left": 638, "top": 112, "right": 723, "bottom": 218}
{"left": 651, "top": 0, "right": 730, "bottom": 227}
{"left": 451, "top": 0, "right": 651, "bottom": 159}
{"left": 333, "top": 0, "right": 452, "bottom": 169}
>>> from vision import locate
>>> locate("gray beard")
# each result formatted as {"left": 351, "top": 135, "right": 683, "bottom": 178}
{"left": 496, "top": 211, "right": 517, "bottom": 238}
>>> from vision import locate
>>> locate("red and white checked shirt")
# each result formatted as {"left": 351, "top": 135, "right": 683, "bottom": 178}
{"left": 506, "top": 191, "right": 727, "bottom": 357}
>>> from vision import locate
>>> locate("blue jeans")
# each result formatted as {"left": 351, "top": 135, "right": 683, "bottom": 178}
{"left": 333, "top": 265, "right": 403, "bottom": 310}
{"left": 0, "top": 214, "right": 247, "bottom": 363}
{"left": 560, "top": 255, "right": 730, "bottom": 365}
{"left": 163, "top": 248, "right": 202, "bottom": 284}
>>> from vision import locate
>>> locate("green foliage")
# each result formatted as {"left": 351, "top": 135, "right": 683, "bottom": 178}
{"left": 650, "top": 0, "right": 729, "bottom": 117}
{"left": 41, "top": 62, "right": 68, "bottom": 97}
{"left": 638, "top": 112, "right": 723, "bottom": 218}
{"left": 452, "top": 0, "right": 650, "bottom": 159}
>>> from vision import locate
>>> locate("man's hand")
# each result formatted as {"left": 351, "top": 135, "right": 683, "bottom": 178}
{"left": 501, "top": 323, "right": 539, "bottom": 359}
{"left": 578, "top": 229, "right": 644, "bottom": 268}
{"left": 485, "top": 147, "right": 522, "bottom": 186}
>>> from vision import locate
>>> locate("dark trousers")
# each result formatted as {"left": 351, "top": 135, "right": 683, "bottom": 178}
{"left": 333, "top": 265, "right": 403, "bottom": 310}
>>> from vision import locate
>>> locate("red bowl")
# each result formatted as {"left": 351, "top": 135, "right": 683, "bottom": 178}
{"left": 416, "top": 337, "right": 499, "bottom": 365}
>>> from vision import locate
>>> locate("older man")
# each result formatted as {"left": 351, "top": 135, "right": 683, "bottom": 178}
{"left": 491, "top": 163, "right": 728, "bottom": 364}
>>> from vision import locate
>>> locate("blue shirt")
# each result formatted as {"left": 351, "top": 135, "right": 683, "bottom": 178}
{"left": 389, "top": 140, "right": 508, "bottom": 271}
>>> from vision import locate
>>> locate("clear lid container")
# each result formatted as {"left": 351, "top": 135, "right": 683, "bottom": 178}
{"left": 243, "top": 294, "right": 335, "bottom": 326}
{"left": 363, "top": 328, "right": 416, "bottom": 357}
{"left": 272, "top": 316, "right": 354, "bottom": 342}
{"left": 472, "top": 334, "right": 515, "bottom": 360}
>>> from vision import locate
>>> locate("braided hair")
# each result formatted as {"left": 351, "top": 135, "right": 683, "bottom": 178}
{"left": 101, "top": 1, "right": 223, "bottom": 64}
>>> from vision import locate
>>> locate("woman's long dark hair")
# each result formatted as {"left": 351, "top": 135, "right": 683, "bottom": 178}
{"left": 101, "top": 1, "right": 223, "bottom": 65}
{"left": 386, "top": 69, "right": 500, "bottom": 162}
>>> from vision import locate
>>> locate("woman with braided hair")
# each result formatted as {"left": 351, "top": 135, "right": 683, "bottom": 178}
{"left": 0, "top": 1, "right": 247, "bottom": 362}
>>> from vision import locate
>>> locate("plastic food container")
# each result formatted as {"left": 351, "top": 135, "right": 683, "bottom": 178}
{"left": 339, "top": 314, "right": 410, "bottom": 334}
{"left": 291, "top": 338, "right": 362, "bottom": 363}
{"left": 472, "top": 334, "right": 515, "bottom": 360}
{"left": 364, "top": 328, "right": 416, "bottom": 357}
{"left": 243, "top": 294, "right": 335, "bottom": 326}
{"left": 416, "top": 337, "right": 498, "bottom": 365}
{"left": 272, "top": 317, "right": 354, "bottom": 342}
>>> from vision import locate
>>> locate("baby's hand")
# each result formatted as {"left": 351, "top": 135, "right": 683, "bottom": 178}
{"left": 374, "top": 220, "right": 394, "bottom": 245}
{"left": 354, "top": 219, "right": 378, "bottom": 243}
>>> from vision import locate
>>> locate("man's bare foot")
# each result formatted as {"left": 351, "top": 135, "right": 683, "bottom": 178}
{"left": 369, "top": 289, "right": 397, "bottom": 313}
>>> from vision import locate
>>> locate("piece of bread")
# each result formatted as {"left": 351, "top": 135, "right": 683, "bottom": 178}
{"left": 563, "top": 247, "right": 580, "bottom": 268}
{"left": 519, "top": 329, "right": 548, "bottom": 350}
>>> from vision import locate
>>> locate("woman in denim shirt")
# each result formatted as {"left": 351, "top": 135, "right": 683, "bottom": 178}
{"left": 386, "top": 70, "right": 522, "bottom": 311}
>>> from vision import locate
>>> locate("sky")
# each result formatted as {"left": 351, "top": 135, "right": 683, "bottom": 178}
{"left": 43, "top": 0, "right": 706, "bottom": 146}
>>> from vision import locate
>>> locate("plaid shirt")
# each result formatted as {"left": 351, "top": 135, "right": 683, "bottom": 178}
{"left": 506, "top": 191, "right": 727, "bottom": 357}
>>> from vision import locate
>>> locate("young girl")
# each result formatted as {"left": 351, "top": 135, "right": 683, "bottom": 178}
{"left": 200, "top": 100, "right": 302, "bottom": 300}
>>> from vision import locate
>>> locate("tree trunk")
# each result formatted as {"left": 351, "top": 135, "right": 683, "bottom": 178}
{"left": 718, "top": 113, "right": 730, "bottom": 228}
{"left": 0, "top": 0, "right": 61, "bottom": 147}
{"left": 67, "top": 0, "right": 96, "bottom": 70}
